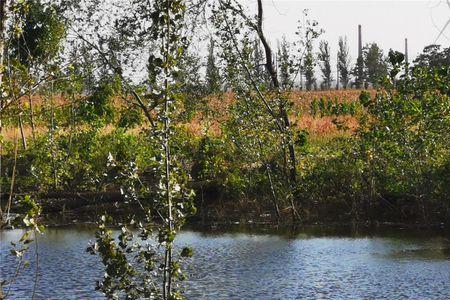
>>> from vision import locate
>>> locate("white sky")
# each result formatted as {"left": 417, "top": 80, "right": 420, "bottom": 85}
{"left": 254, "top": 0, "right": 450, "bottom": 66}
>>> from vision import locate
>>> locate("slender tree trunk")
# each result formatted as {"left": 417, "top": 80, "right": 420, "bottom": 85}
{"left": 0, "top": 0, "right": 10, "bottom": 221}
{"left": 163, "top": 0, "right": 173, "bottom": 298}
{"left": 6, "top": 130, "right": 18, "bottom": 219}
{"left": 49, "top": 87, "right": 57, "bottom": 190}
{"left": 28, "top": 93, "right": 36, "bottom": 139}
{"left": 18, "top": 113, "right": 27, "bottom": 150}
{"left": 67, "top": 89, "right": 76, "bottom": 159}
{"left": 264, "top": 161, "right": 281, "bottom": 222}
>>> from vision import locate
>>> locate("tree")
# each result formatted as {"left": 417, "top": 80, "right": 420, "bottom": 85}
{"left": 353, "top": 55, "right": 365, "bottom": 88}
{"left": 413, "top": 44, "right": 450, "bottom": 68}
{"left": 211, "top": 0, "right": 302, "bottom": 221}
{"left": 205, "top": 38, "right": 221, "bottom": 93}
{"left": 291, "top": 10, "right": 323, "bottom": 90}
{"left": 317, "top": 40, "right": 332, "bottom": 90}
{"left": 252, "top": 39, "right": 269, "bottom": 88}
{"left": 76, "top": 0, "right": 197, "bottom": 298}
{"left": 303, "top": 42, "right": 316, "bottom": 90}
{"left": 363, "top": 43, "right": 387, "bottom": 87}
{"left": 277, "top": 36, "right": 292, "bottom": 89}
{"left": 337, "top": 36, "right": 351, "bottom": 89}
{"left": 356, "top": 53, "right": 450, "bottom": 224}
{"left": 178, "top": 49, "right": 203, "bottom": 93}
{"left": 213, "top": 0, "right": 299, "bottom": 186}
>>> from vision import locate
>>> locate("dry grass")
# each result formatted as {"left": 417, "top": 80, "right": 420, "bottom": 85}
{"left": 182, "top": 89, "right": 370, "bottom": 137}
{"left": 1, "top": 89, "right": 372, "bottom": 142}
{"left": 294, "top": 115, "right": 358, "bottom": 135}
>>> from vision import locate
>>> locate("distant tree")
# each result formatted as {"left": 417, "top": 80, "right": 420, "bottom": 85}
{"left": 363, "top": 43, "right": 388, "bottom": 87}
{"left": 205, "top": 38, "right": 221, "bottom": 93}
{"left": 413, "top": 44, "right": 450, "bottom": 68}
{"left": 277, "top": 37, "right": 292, "bottom": 89}
{"left": 253, "top": 39, "right": 270, "bottom": 87}
{"left": 293, "top": 9, "right": 323, "bottom": 90}
{"left": 178, "top": 50, "right": 203, "bottom": 94}
{"left": 353, "top": 55, "right": 365, "bottom": 88}
{"left": 317, "top": 40, "right": 332, "bottom": 89}
{"left": 303, "top": 43, "right": 316, "bottom": 91}
{"left": 337, "top": 36, "right": 351, "bottom": 89}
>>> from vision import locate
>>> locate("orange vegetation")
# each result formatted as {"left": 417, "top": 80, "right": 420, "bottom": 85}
{"left": 2, "top": 89, "right": 372, "bottom": 141}
{"left": 181, "top": 89, "right": 371, "bottom": 137}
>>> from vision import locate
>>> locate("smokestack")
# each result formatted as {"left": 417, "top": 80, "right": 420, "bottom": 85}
{"left": 358, "top": 25, "right": 362, "bottom": 59}
{"left": 404, "top": 38, "right": 409, "bottom": 65}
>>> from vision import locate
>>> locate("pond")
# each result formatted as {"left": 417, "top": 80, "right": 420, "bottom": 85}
{"left": 1, "top": 225, "right": 450, "bottom": 299}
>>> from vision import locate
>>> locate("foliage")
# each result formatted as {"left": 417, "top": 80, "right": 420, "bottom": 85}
{"left": 87, "top": 215, "right": 192, "bottom": 299}
{"left": 413, "top": 44, "right": 450, "bottom": 68}
{"left": 10, "top": 0, "right": 66, "bottom": 66}
{"left": 354, "top": 53, "right": 450, "bottom": 222}
{"left": 117, "top": 107, "right": 143, "bottom": 129}
{"left": 77, "top": 77, "right": 119, "bottom": 126}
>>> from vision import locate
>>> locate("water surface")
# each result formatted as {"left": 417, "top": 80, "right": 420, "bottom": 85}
{"left": 1, "top": 225, "right": 449, "bottom": 299}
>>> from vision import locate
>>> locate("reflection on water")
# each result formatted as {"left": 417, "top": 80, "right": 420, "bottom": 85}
{"left": 1, "top": 225, "right": 449, "bottom": 299}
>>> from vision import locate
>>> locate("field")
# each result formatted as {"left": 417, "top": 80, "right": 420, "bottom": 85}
{"left": 1, "top": 89, "right": 371, "bottom": 142}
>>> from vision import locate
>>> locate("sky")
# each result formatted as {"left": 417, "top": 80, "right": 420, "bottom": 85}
{"left": 250, "top": 0, "right": 450, "bottom": 67}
